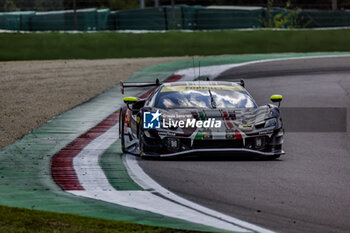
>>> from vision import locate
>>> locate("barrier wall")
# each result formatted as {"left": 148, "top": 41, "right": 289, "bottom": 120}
{"left": 300, "top": 9, "right": 350, "bottom": 27}
{"left": 31, "top": 9, "right": 98, "bottom": 31}
{"left": 0, "top": 11, "right": 35, "bottom": 31}
{"left": 117, "top": 7, "right": 166, "bottom": 30}
{"left": 107, "top": 11, "right": 117, "bottom": 30}
{"left": 32, "top": 10, "right": 67, "bottom": 31}
{"left": 1, "top": 5, "right": 350, "bottom": 31}
{"left": 97, "top": 9, "right": 110, "bottom": 30}
{"left": 196, "top": 8, "right": 264, "bottom": 29}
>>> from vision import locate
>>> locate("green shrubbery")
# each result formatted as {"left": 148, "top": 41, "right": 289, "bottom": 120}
{"left": 0, "top": 30, "right": 349, "bottom": 61}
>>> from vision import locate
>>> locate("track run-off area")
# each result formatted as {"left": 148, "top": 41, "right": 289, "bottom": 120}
{"left": 0, "top": 53, "right": 349, "bottom": 233}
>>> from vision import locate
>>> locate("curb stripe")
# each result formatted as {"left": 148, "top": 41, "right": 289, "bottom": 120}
{"left": 50, "top": 111, "right": 119, "bottom": 190}
{"left": 165, "top": 74, "right": 183, "bottom": 82}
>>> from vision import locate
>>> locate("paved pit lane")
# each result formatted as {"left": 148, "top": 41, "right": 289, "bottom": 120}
{"left": 139, "top": 57, "right": 350, "bottom": 233}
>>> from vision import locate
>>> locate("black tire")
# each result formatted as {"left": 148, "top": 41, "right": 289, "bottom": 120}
{"left": 119, "top": 107, "right": 127, "bottom": 153}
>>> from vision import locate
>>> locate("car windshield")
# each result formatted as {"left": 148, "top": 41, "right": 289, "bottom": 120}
{"left": 151, "top": 85, "right": 257, "bottom": 109}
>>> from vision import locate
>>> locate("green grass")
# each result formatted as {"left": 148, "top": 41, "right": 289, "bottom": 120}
{"left": 0, "top": 30, "right": 350, "bottom": 61}
{"left": 0, "top": 205, "right": 199, "bottom": 233}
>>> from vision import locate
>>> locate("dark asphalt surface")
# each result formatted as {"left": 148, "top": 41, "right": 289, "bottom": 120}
{"left": 139, "top": 57, "right": 350, "bottom": 233}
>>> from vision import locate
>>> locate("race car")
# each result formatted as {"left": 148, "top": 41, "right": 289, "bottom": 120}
{"left": 119, "top": 80, "right": 284, "bottom": 159}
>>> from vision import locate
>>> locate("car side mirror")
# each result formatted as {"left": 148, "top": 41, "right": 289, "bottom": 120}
{"left": 270, "top": 95, "right": 282, "bottom": 107}
{"left": 270, "top": 95, "right": 282, "bottom": 102}
{"left": 123, "top": 97, "right": 138, "bottom": 105}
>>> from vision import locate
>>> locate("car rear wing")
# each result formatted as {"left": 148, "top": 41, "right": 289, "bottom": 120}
{"left": 120, "top": 79, "right": 161, "bottom": 94}
{"left": 120, "top": 78, "right": 244, "bottom": 94}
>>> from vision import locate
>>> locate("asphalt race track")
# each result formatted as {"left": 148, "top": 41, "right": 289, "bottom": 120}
{"left": 139, "top": 57, "right": 350, "bottom": 233}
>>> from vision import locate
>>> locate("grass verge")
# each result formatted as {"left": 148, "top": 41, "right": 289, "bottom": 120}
{"left": 0, "top": 205, "right": 199, "bottom": 233}
{"left": 0, "top": 30, "right": 350, "bottom": 61}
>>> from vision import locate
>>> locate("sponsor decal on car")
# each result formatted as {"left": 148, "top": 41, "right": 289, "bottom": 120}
{"left": 163, "top": 118, "right": 222, "bottom": 128}
{"left": 143, "top": 111, "right": 161, "bottom": 129}
{"left": 143, "top": 110, "right": 222, "bottom": 129}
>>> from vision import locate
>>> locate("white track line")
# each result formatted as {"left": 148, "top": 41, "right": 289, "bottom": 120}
{"left": 68, "top": 124, "right": 260, "bottom": 233}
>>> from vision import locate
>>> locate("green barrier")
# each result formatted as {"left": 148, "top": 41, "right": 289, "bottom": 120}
{"left": 20, "top": 11, "right": 35, "bottom": 31}
{"left": 180, "top": 5, "right": 204, "bottom": 30}
{"left": 63, "top": 8, "right": 97, "bottom": 31}
{"left": 32, "top": 8, "right": 97, "bottom": 31}
{"left": 32, "top": 10, "right": 67, "bottom": 31}
{"left": 0, "top": 12, "right": 21, "bottom": 30}
{"left": 300, "top": 9, "right": 350, "bottom": 28}
{"left": 165, "top": 6, "right": 183, "bottom": 30}
{"left": 97, "top": 9, "right": 110, "bottom": 31}
{"left": 117, "top": 7, "right": 166, "bottom": 30}
{"left": 0, "top": 13, "right": 17, "bottom": 30}
{"left": 108, "top": 11, "right": 118, "bottom": 30}
{"left": 76, "top": 8, "right": 97, "bottom": 31}
{"left": 116, "top": 5, "right": 188, "bottom": 30}
{"left": 0, "top": 11, "right": 35, "bottom": 31}
{"left": 196, "top": 8, "right": 264, "bottom": 29}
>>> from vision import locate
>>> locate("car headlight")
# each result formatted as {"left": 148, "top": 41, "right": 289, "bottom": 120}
{"left": 264, "top": 118, "right": 277, "bottom": 128}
